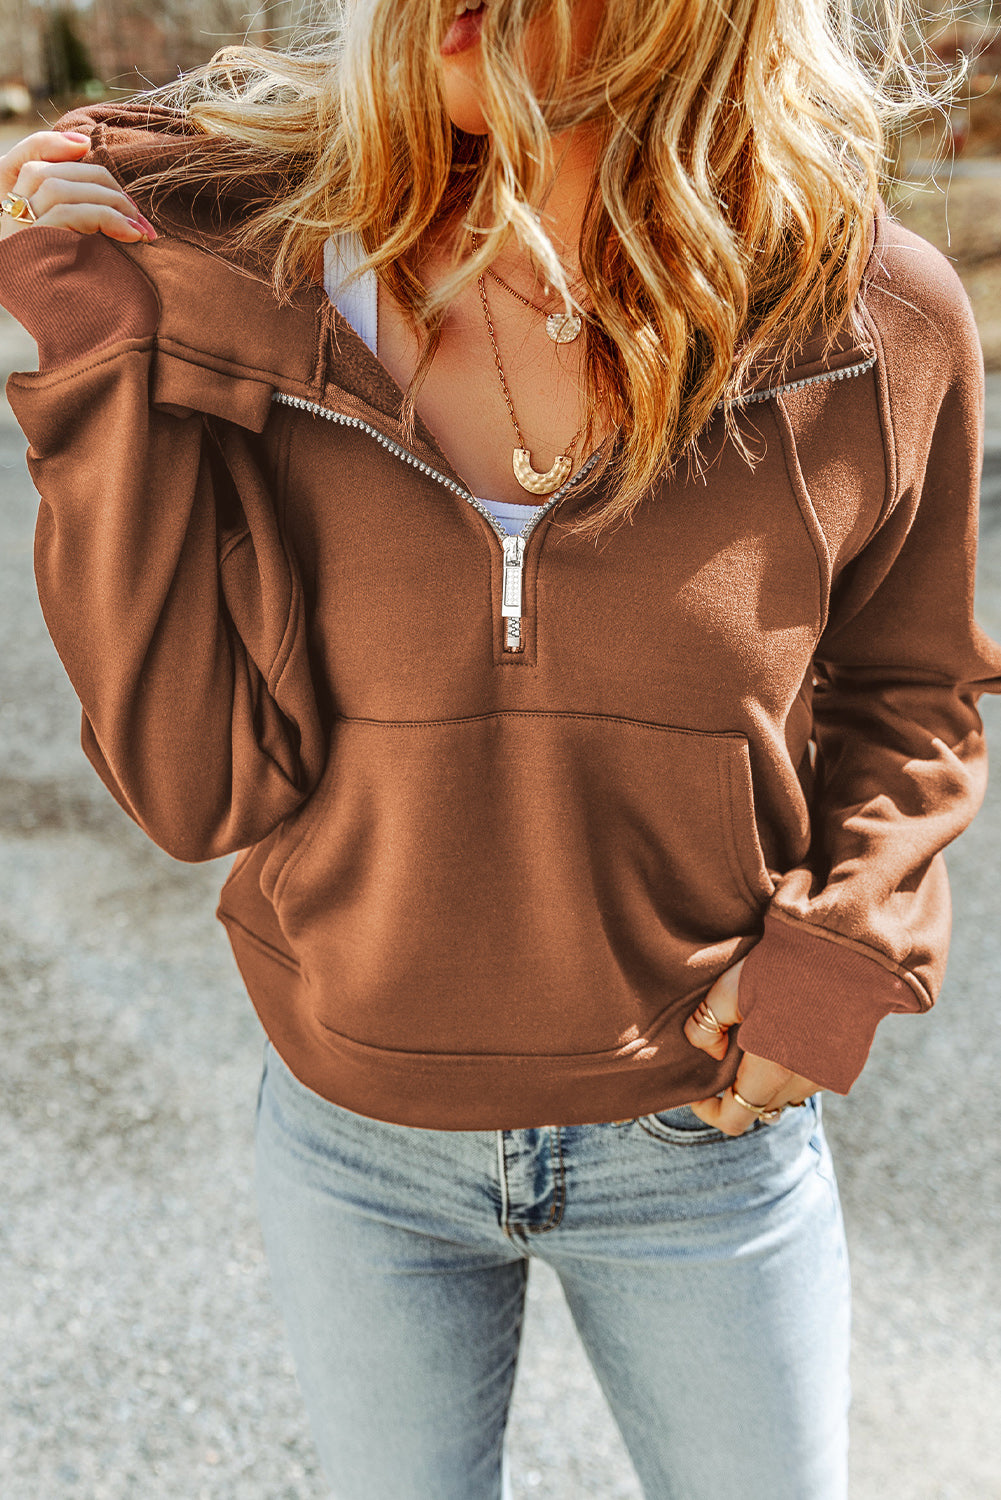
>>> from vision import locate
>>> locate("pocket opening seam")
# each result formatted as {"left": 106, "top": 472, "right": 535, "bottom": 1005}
{"left": 719, "top": 743, "right": 775, "bottom": 910}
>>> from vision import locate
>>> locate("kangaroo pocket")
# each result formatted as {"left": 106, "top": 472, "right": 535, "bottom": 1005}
{"left": 257, "top": 711, "right": 775, "bottom": 1057}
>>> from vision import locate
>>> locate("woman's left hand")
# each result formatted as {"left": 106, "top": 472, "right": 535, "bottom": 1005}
{"left": 683, "top": 958, "right": 821, "bottom": 1135}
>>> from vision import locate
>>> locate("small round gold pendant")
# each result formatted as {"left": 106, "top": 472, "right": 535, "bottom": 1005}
{"left": 545, "top": 311, "right": 582, "bottom": 344}
{"left": 513, "top": 448, "right": 573, "bottom": 495}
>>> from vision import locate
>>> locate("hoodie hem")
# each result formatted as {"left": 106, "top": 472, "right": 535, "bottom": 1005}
{"left": 219, "top": 908, "right": 745, "bottom": 1130}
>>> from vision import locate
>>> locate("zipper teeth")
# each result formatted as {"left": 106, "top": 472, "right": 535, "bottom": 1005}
{"left": 713, "top": 351, "right": 877, "bottom": 410}
{"left": 270, "top": 393, "right": 602, "bottom": 541}
{"left": 275, "top": 350, "right": 875, "bottom": 473}
{"left": 519, "top": 446, "right": 603, "bottom": 539}
{"left": 273, "top": 350, "right": 875, "bottom": 522}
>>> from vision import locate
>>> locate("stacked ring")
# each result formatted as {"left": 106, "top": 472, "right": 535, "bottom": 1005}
{"left": 1, "top": 192, "right": 38, "bottom": 222}
{"left": 692, "top": 1000, "right": 728, "bottom": 1036}
{"left": 731, "top": 1087, "right": 784, "bottom": 1122}
{"left": 731, "top": 1089, "right": 810, "bottom": 1121}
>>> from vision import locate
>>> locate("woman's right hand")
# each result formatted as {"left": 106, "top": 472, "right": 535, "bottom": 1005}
{"left": 0, "top": 130, "right": 157, "bottom": 242}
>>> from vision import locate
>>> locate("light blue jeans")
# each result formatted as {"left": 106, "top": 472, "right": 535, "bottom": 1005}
{"left": 254, "top": 1039, "right": 851, "bottom": 1500}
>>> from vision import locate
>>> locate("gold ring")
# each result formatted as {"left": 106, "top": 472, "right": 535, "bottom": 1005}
{"left": 1, "top": 191, "right": 37, "bottom": 223}
{"left": 731, "top": 1087, "right": 783, "bottom": 1122}
{"left": 693, "top": 1001, "right": 727, "bottom": 1034}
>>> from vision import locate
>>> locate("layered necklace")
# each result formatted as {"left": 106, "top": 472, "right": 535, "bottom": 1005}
{"left": 485, "top": 261, "right": 583, "bottom": 345}
{"left": 471, "top": 228, "right": 591, "bottom": 496}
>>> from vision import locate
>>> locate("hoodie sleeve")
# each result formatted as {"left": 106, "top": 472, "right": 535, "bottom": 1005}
{"left": 0, "top": 223, "right": 326, "bottom": 862}
{"left": 735, "top": 227, "right": 1001, "bottom": 1092}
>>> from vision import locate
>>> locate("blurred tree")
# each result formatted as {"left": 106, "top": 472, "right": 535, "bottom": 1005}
{"left": 56, "top": 0, "right": 317, "bottom": 90}
{"left": 44, "top": 7, "right": 96, "bottom": 94}
{"left": 0, "top": 0, "right": 48, "bottom": 93}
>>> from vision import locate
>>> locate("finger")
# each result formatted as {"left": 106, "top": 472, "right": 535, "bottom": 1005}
{"left": 691, "top": 1062, "right": 820, "bottom": 1136}
{"left": 11, "top": 171, "right": 153, "bottom": 235}
{"left": 15, "top": 160, "right": 130, "bottom": 194}
{"left": 683, "top": 956, "right": 745, "bottom": 1059}
{"left": 691, "top": 1088, "right": 785, "bottom": 1136}
{"left": 691, "top": 1054, "right": 789, "bottom": 1135}
{"left": 19, "top": 201, "right": 152, "bottom": 244}
{"left": 0, "top": 130, "right": 91, "bottom": 196}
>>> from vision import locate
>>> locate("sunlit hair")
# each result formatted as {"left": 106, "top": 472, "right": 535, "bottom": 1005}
{"left": 124, "top": 0, "right": 978, "bottom": 543}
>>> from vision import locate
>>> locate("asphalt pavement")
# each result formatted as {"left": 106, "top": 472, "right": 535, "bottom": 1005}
{"left": 1, "top": 304, "right": 999, "bottom": 1500}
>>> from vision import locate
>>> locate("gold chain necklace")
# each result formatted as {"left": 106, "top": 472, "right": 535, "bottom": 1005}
{"left": 471, "top": 230, "right": 588, "bottom": 495}
{"left": 484, "top": 264, "right": 584, "bottom": 344}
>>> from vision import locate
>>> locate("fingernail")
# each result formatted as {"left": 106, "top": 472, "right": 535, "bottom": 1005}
{"left": 61, "top": 131, "right": 90, "bottom": 142}
{"left": 127, "top": 218, "right": 151, "bottom": 241}
{"left": 132, "top": 215, "right": 157, "bottom": 240}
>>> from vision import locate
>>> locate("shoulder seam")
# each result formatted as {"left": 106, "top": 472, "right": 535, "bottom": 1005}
{"left": 854, "top": 297, "right": 898, "bottom": 548}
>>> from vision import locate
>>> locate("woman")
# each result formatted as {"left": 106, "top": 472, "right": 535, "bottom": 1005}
{"left": 1, "top": 0, "right": 998, "bottom": 1494}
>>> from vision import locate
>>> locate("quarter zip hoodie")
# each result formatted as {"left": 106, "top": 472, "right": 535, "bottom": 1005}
{"left": 2, "top": 102, "right": 999, "bottom": 1128}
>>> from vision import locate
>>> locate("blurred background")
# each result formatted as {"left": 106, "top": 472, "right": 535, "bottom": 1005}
{"left": 1, "top": 3, "right": 1000, "bottom": 1499}
{"left": 0, "top": 0, "right": 303, "bottom": 101}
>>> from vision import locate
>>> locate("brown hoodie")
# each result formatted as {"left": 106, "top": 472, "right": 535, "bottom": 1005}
{"left": 1, "top": 102, "right": 999, "bottom": 1128}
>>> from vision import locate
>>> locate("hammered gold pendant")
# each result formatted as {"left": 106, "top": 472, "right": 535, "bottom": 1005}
{"left": 513, "top": 448, "right": 573, "bottom": 495}
{"left": 545, "top": 311, "right": 582, "bottom": 343}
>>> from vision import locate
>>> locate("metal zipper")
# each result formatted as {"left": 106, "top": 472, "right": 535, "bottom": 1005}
{"left": 271, "top": 391, "right": 602, "bottom": 652}
{"left": 273, "top": 349, "right": 874, "bottom": 648}
{"left": 712, "top": 351, "right": 877, "bottom": 410}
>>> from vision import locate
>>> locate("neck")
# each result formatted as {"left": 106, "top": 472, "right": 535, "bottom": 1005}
{"left": 490, "top": 120, "right": 603, "bottom": 293}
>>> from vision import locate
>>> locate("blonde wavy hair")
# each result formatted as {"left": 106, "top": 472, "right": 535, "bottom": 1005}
{"left": 122, "top": 0, "right": 978, "bottom": 543}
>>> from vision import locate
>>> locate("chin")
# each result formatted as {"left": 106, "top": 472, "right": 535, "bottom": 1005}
{"left": 446, "top": 108, "right": 490, "bottom": 135}
{"left": 441, "top": 62, "right": 491, "bottom": 135}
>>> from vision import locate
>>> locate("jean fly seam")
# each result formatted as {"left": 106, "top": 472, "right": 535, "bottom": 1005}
{"left": 495, "top": 1129, "right": 512, "bottom": 1238}
{"left": 524, "top": 1128, "right": 566, "bottom": 1235}
{"left": 496, "top": 1129, "right": 567, "bottom": 1237}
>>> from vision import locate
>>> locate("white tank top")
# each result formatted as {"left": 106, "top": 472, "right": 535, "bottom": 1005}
{"left": 322, "top": 234, "right": 547, "bottom": 536}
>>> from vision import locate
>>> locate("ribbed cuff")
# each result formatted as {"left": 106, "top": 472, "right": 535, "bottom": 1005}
{"left": 0, "top": 226, "right": 158, "bottom": 371}
{"left": 736, "top": 913, "right": 922, "bottom": 1093}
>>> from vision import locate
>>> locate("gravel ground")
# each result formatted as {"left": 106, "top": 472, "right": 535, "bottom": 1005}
{"left": 1, "top": 308, "right": 1000, "bottom": 1498}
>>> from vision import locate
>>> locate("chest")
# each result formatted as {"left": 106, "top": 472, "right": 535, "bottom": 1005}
{"left": 276, "top": 391, "right": 826, "bottom": 726}
{"left": 314, "top": 242, "right": 612, "bottom": 506}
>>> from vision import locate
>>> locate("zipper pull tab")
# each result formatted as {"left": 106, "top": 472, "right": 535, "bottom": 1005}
{"left": 501, "top": 533, "right": 526, "bottom": 651}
